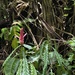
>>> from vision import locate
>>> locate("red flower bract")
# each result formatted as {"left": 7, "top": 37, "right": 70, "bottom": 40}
{"left": 19, "top": 28, "right": 27, "bottom": 45}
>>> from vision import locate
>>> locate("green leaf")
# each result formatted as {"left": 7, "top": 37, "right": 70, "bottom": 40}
{"left": 16, "top": 59, "right": 23, "bottom": 75}
{"left": 22, "top": 50, "right": 30, "bottom": 75}
{"left": 12, "top": 21, "right": 22, "bottom": 27}
{"left": 28, "top": 56, "right": 40, "bottom": 63}
{"left": 68, "top": 53, "right": 74, "bottom": 62}
{"left": 53, "top": 48, "right": 64, "bottom": 66}
{"left": 22, "top": 57, "right": 30, "bottom": 75}
{"left": 3, "top": 57, "right": 15, "bottom": 75}
{"left": 23, "top": 44, "right": 33, "bottom": 50}
{"left": 49, "top": 52, "right": 56, "bottom": 64}
{"left": 3, "top": 57, "right": 20, "bottom": 75}
{"left": 11, "top": 58, "right": 20, "bottom": 74}
{"left": 67, "top": 39, "right": 75, "bottom": 47}
{"left": 42, "top": 43, "right": 49, "bottom": 75}
{"left": 1, "top": 28, "right": 9, "bottom": 40}
{"left": 53, "top": 48, "right": 69, "bottom": 67}
{"left": 12, "top": 38, "right": 18, "bottom": 49}
{"left": 64, "top": 7, "right": 71, "bottom": 10}
{"left": 40, "top": 41, "right": 47, "bottom": 58}
{"left": 30, "top": 64, "right": 37, "bottom": 75}
{"left": 3, "top": 45, "right": 21, "bottom": 67}
{"left": 56, "top": 66, "right": 68, "bottom": 75}
{"left": 64, "top": 14, "right": 68, "bottom": 17}
{"left": 67, "top": 38, "right": 75, "bottom": 51}
{"left": 43, "top": 44, "right": 48, "bottom": 65}
{"left": 10, "top": 26, "right": 20, "bottom": 37}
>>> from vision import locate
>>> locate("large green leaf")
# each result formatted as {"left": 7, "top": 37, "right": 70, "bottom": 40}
{"left": 22, "top": 57, "right": 30, "bottom": 75}
{"left": 11, "top": 38, "right": 18, "bottom": 49}
{"left": 3, "top": 57, "right": 20, "bottom": 75}
{"left": 3, "top": 45, "right": 21, "bottom": 67}
{"left": 22, "top": 50, "right": 30, "bottom": 75}
{"left": 11, "top": 58, "right": 20, "bottom": 74}
{"left": 30, "top": 64, "right": 37, "bottom": 75}
{"left": 16, "top": 59, "right": 23, "bottom": 75}
{"left": 42, "top": 42, "right": 49, "bottom": 75}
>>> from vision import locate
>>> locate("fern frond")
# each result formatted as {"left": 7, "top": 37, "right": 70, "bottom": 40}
{"left": 30, "top": 64, "right": 37, "bottom": 75}
{"left": 42, "top": 43, "right": 49, "bottom": 75}
{"left": 22, "top": 57, "right": 30, "bottom": 75}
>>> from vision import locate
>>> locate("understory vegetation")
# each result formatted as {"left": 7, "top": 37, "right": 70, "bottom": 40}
{"left": 0, "top": 0, "right": 75, "bottom": 75}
